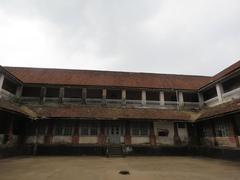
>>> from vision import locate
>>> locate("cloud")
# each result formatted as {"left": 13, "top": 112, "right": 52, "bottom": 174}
{"left": 0, "top": 0, "right": 239, "bottom": 76}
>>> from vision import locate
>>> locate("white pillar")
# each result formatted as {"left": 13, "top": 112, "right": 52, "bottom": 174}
{"left": 0, "top": 73, "right": 4, "bottom": 90}
{"left": 122, "top": 89, "right": 126, "bottom": 105}
{"left": 160, "top": 91, "right": 165, "bottom": 106}
{"left": 0, "top": 73, "right": 4, "bottom": 98}
{"left": 198, "top": 93, "right": 204, "bottom": 107}
{"left": 178, "top": 91, "right": 184, "bottom": 107}
{"left": 216, "top": 83, "right": 224, "bottom": 103}
{"left": 102, "top": 88, "right": 107, "bottom": 105}
{"left": 141, "top": 90, "right": 146, "bottom": 106}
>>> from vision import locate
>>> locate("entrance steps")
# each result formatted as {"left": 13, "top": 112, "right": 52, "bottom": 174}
{"left": 106, "top": 145, "right": 123, "bottom": 157}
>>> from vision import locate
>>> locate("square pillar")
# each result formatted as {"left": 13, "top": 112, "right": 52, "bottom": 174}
{"left": 82, "top": 88, "right": 87, "bottom": 104}
{"left": 141, "top": 90, "right": 146, "bottom": 106}
{"left": 0, "top": 74, "right": 4, "bottom": 98}
{"left": 149, "top": 122, "right": 156, "bottom": 145}
{"left": 210, "top": 120, "right": 217, "bottom": 146}
{"left": 40, "top": 87, "right": 46, "bottom": 104}
{"left": 122, "top": 89, "right": 126, "bottom": 105}
{"left": 59, "top": 87, "right": 64, "bottom": 104}
{"left": 98, "top": 121, "right": 106, "bottom": 145}
{"left": 102, "top": 89, "right": 107, "bottom": 105}
{"left": 216, "top": 83, "right": 224, "bottom": 103}
{"left": 124, "top": 121, "right": 131, "bottom": 145}
{"left": 177, "top": 91, "right": 184, "bottom": 109}
{"left": 72, "top": 121, "right": 79, "bottom": 144}
{"left": 173, "top": 122, "right": 181, "bottom": 145}
{"left": 230, "top": 118, "right": 240, "bottom": 147}
{"left": 198, "top": 93, "right": 204, "bottom": 108}
{"left": 160, "top": 91, "right": 165, "bottom": 106}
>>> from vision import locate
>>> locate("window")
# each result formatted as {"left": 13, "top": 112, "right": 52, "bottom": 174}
{"left": 203, "top": 87, "right": 217, "bottom": 101}
{"left": 54, "top": 122, "right": 73, "bottom": 136}
{"left": 22, "top": 87, "right": 41, "bottom": 97}
{"left": 131, "top": 122, "right": 149, "bottom": 136}
{"left": 46, "top": 88, "right": 59, "bottom": 98}
{"left": 222, "top": 74, "right": 240, "bottom": 93}
{"left": 64, "top": 88, "right": 82, "bottom": 98}
{"left": 215, "top": 119, "right": 232, "bottom": 137}
{"left": 63, "top": 126, "right": 73, "bottom": 136}
{"left": 126, "top": 90, "right": 141, "bottom": 100}
{"left": 146, "top": 91, "right": 159, "bottom": 101}
{"left": 183, "top": 92, "right": 199, "bottom": 102}
{"left": 55, "top": 126, "right": 63, "bottom": 136}
{"left": 164, "top": 91, "right": 177, "bottom": 101}
{"left": 177, "top": 122, "right": 186, "bottom": 129}
{"left": 158, "top": 129, "right": 169, "bottom": 136}
{"left": 87, "top": 89, "right": 102, "bottom": 98}
{"left": 79, "top": 122, "right": 98, "bottom": 136}
{"left": 107, "top": 89, "right": 121, "bottom": 99}
{"left": 2, "top": 78, "right": 18, "bottom": 94}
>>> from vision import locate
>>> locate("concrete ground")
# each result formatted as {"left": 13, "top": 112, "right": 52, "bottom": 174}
{"left": 0, "top": 156, "right": 240, "bottom": 180}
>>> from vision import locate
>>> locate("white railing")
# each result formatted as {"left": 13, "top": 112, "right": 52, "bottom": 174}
{"left": 146, "top": 100, "right": 160, "bottom": 105}
{"left": 86, "top": 98, "right": 102, "bottom": 104}
{"left": 63, "top": 98, "right": 82, "bottom": 102}
{"left": 106, "top": 99, "right": 122, "bottom": 104}
{"left": 126, "top": 100, "right": 142, "bottom": 105}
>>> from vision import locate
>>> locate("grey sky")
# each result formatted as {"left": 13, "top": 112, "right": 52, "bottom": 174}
{"left": 0, "top": 0, "right": 239, "bottom": 76}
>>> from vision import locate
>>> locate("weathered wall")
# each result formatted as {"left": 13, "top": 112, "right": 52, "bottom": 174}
{"left": 154, "top": 121, "right": 174, "bottom": 145}
{"left": 131, "top": 137, "right": 149, "bottom": 144}
{"left": 216, "top": 136, "right": 238, "bottom": 147}
{"left": 79, "top": 136, "right": 98, "bottom": 144}
{"left": 178, "top": 125, "right": 189, "bottom": 144}
{"left": 52, "top": 136, "right": 72, "bottom": 144}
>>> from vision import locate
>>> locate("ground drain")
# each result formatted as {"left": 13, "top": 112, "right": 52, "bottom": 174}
{"left": 119, "top": 170, "right": 130, "bottom": 175}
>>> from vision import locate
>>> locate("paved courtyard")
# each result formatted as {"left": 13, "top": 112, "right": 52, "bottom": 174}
{"left": 0, "top": 156, "right": 240, "bottom": 180}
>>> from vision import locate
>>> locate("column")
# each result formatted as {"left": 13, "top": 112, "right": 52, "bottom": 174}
{"left": 178, "top": 91, "right": 184, "bottom": 108}
{"left": 198, "top": 93, "right": 204, "bottom": 108}
{"left": 173, "top": 122, "right": 181, "bottom": 145}
{"left": 8, "top": 117, "right": 14, "bottom": 144}
{"left": 160, "top": 91, "right": 165, "bottom": 106}
{"left": 16, "top": 85, "right": 23, "bottom": 99}
{"left": 59, "top": 87, "right": 64, "bottom": 104}
{"left": 141, "top": 90, "right": 146, "bottom": 106}
{"left": 210, "top": 120, "right": 217, "bottom": 146}
{"left": 124, "top": 121, "right": 131, "bottom": 145}
{"left": 149, "top": 122, "right": 156, "bottom": 145}
{"left": 72, "top": 120, "right": 79, "bottom": 144}
{"left": 46, "top": 120, "right": 53, "bottom": 144}
{"left": 216, "top": 83, "right": 224, "bottom": 103}
{"left": 98, "top": 121, "right": 106, "bottom": 145}
{"left": 33, "top": 120, "right": 39, "bottom": 155}
{"left": 0, "top": 73, "right": 4, "bottom": 98}
{"left": 122, "top": 89, "right": 126, "bottom": 105}
{"left": 40, "top": 87, "right": 46, "bottom": 104}
{"left": 82, "top": 88, "right": 87, "bottom": 104}
{"left": 230, "top": 118, "right": 240, "bottom": 147}
{"left": 102, "top": 88, "right": 107, "bottom": 105}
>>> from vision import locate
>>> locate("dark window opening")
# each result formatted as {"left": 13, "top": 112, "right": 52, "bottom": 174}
{"left": 87, "top": 89, "right": 102, "bottom": 98}
{"left": 2, "top": 78, "right": 17, "bottom": 94}
{"left": 107, "top": 89, "right": 121, "bottom": 99}
{"left": 177, "top": 122, "right": 186, "bottom": 128}
{"left": 126, "top": 90, "right": 141, "bottom": 100}
{"left": 183, "top": 92, "right": 199, "bottom": 102}
{"left": 64, "top": 88, "right": 82, "bottom": 98}
{"left": 22, "top": 87, "right": 41, "bottom": 97}
{"left": 146, "top": 91, "right": 159, "bottom": 101}
{"left": 46, "top": 88, "right": 59, "bottom": 98}
{"left": 131, "top": 122, "right": 149, "bottom": 136}
{"left": 79, "top": 122, "right": 98, "bottom": 136}
{"left": 222, "top": 74, "right": 240, "bottom": 93}
{"left": 164, "top": 91, "right": 177, "bottom": 101}
{"left": 158, "top": 129, "right": 169, "bottom": 136}
{"left": 203, "top": 87, "right": 217, "bottom": 101}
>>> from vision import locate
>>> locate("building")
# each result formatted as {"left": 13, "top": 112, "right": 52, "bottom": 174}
{"left": 0, "top": 61, "right": 240, "bottom": 156}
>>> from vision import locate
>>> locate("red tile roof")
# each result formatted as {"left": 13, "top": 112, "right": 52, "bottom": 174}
{"left": 4, "top": 67, "right": 210, "bottom": 90}
{"left": 31, "top": 105, "right": 195, "bottom": 121}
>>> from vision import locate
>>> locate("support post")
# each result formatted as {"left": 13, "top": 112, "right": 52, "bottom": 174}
{"left": 149, "top": 121, "right": 156, "bottom": 145}
{"left": 72, "top": 120, "right": 79, "bottom": 144}
{"left": 198, "top": 92, "right": 204, "bottom": 108}
{"left": 8, "top": 117, "right": 14, "bottom": 145}
{"left": 122, "top": 89, "right": 126, "bottom": 106}
{"left": 98, "top": 121, "right": 106, "bottom": 145}
{"left": 173, "top": 122, "right": 181, "bottom": 145}
{"left": 216, "top": 83, "right": 224, "bottom": 103}
{"left": 82, "top": 88, "right": 87, "bottom": 104}
{"left": 40, "top": 87, "right": 46, "bottom": 104}
{"left": 124, "top": 121, "right": 131, "bottom": 145}
{"left": 141, "top": 90, "right": 146, "bottom": 106}
{"left": 0, "top": 73, "right": 4, "bottom": 98}
{"left": 210, "top": 120, "right": 217, "bottom": 146}
{"left": 33, "top": 120, "right": 39, "bottom": 155}
{"left": 160, "top": 91, "right": 165, "bottom": 106}
{"left": 59, "top": 87, "right": 64, "bottom": 104}
{"left": 102, "top": 88, "right": 107, "bottom": 105}
{"left": 178, "top": 91, "right": 184, "bottom": 109}
{"left": 230, "top": 118, "right": 240, "bottom": 147}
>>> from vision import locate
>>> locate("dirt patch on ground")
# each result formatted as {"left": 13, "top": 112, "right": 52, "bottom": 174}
{"left": 0, "top": 156, "right": 240, "bottom": 180}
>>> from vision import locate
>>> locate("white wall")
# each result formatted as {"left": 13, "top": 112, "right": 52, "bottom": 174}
{"left": 79, "top": 136, "right": 98, "bottom": 144}
{"left": 131, "top": 137, "right": 149, "bottom": 144}
{"left": 177, "top": 124, "right": 189, "bottom": 144}
{"left": 154, "top": 121, "right": 174, "bottom": 145}
{"left": 52, "top": 136, "right": 72, "bottom": 144}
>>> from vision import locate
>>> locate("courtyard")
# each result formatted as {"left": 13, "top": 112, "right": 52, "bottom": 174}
{"left": 0, "top": 156, "right": 239, "bottom": 180}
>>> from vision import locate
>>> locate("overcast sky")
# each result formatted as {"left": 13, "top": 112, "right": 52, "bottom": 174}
{"left": 0, "top": 0, "right": 239, "bottom": 76}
